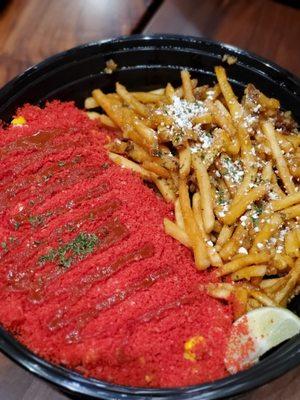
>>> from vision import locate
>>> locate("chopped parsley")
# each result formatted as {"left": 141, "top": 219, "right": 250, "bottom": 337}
{"left": 152, "top": 149, "right": 163, "bottom": 158}
{"left": 217, "top": 189, "right": 227, "bottom": 205}
{"left": 12, "top": 221, "right": 20, "bottom": 230}
{"left": 38, "top": 232, "right": 99, "bottom": 268}
{"left": 29, "top": 215, "right": 44, "bottom": 227}
{"left": 1, "top": 242, "right": 7, "bottom": 249}
{"left": 253, "top": 203, "right": 263, "bottom": 215}
{"left": 250, "top": 203, "right": 264, "bottom": 227}
{"left": 101, "top": 162, "right": 110, "bottom": 170}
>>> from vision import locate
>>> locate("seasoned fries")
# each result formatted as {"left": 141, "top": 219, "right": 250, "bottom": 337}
{"left": 85, "top": 66, "right": 300, "bottom": 318}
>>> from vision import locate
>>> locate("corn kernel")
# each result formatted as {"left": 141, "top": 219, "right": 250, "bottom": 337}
{"left": 183, "top": 335, "right": 205, "bottom": 362}
{"left": 11, "top": 116, "right": 26, "bottom": 126}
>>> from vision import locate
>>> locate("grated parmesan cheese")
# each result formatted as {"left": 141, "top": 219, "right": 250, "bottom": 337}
{"left": 157, "top": 96, "right": 207, "bottom": 131}
{"left": 238, "top": 247, "right": 248, "bottom": 254}
{"left": 221, "top": 156, "right": 244, "bottom": 184}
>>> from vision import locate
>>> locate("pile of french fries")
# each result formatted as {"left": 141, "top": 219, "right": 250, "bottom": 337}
{"left": 85, "top": 66, "right": 300, "bottom": 319}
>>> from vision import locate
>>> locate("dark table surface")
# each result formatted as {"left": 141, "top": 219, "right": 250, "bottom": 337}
{"left": 0, "top": 0, "right": 299, "bottom": 399}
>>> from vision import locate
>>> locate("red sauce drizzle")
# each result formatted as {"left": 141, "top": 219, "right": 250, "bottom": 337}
{"left": 0, "top": 129, "right": 63, "bottom": 157}
{"left": 0, "top": 156, "right": 85, "bottom": 209}
{"left": 50, "top": 267, "right": 171, "bottom": 339}
{"left": 27, "top": 217, "right": 129, "bottom": 303}
{"left": 47, "top": 243, "right": 155, "bottom": 329}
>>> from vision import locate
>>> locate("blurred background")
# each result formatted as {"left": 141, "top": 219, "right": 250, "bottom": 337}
{"left": 0, "top": 0, "right": 299, "bottom": 87}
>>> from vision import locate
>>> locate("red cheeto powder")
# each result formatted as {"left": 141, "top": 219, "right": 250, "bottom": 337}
{"left": 0, "top": 101, "right": 233, "bottom": 387}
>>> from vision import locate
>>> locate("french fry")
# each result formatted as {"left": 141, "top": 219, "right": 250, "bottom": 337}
{"left": 154, "top": 145, "right": 179, "bottom": 172}
{"left": 154, "top": 177, "right": 176, "bottom": 203}
{"left": 192, "top": 193, "right": 223, "bottom": 267}
{"left": 116, "top": 82, "right": 148, "bottom": 117}
{"left": 232, "top": 287, "right": 248, "bottom": 319}
{"left": 175, "top": 79, "right": 198, "bottom": 98}
{"left": 163, "top": 218, "right": 191, "bottom": 248}
{"left": 249, "top": 289, "right": 277, "bottom": 307}
{"left": 231, "top": 265, "right": 267, "bottom": 281}
{"left": 192, "top": 154, "right": 215, "bottom": 233}
{"left": 206, "top": 283, "right": 234, "bottom": 301}
{"left": 218, "top": 252, "right": 270, "bottom": 276}
{"left": 175, "top": 198, "right": 185, "bottom": 230}
{"left": 108, "top": 152, "right": 156, "bottom": 181}
{"left": 259, "top": 277, "right": 286, "bottom": 290}
{"left": 165, "top": 83, "right": 175, "bottom": 100}
{"left": 272, "top": 253, "right": 294, "bottom": 271}
{"left": 219, "top": 225, "right": 247, "bottom": 261}
{"left": 271, "top": 192, "right": 300, "bottom": 211}
{"left": 285, "top": 134, "right": 300, "bottom": 147}
{"left": 257, "top": 91, "right": 280, "bottom": 110}
{"left": 262, "top": 121, "right": 296, "bottom": 194}
{"left": 276, "top": 132, "right": 295, "bottom": 154}
{"left": 106, "top": 139, "right": 128, "bottom": 154}
{"left": 179, "top": 146, "right": 191, "bottom": 178}
{"left": 213, "top": 220, "right": 222, "bottom": 233}
{"left": 181, "top": 70, "right": 195, "bottom": 102}
{"left": 127, "top": 142, "right": 153, "bottom": 163}
{"left": 149, "top": 87, "right": 165, "bottom": 95}
{"left": 209, "top": 100, "right": 240, "bottom": 154}
{"left": 98, "top": 114, "right": 118, "bottom": 128}
{"left": 86, "top": 111, "right": 102, "bottom": 121}
{"left": 215, "top": 225, "right": 234, "bottom": 251}
{"left": 215, "top": 66, "right": 243, "bottom": 121}
{"left": 142, "top": 161, "right": 170, "bottom": 178}
{"left": 87, "top": 112, "right": 117, "bottom": 128}
{"left": 261, "top": 161, "right": 273, "bottom": 182}
{"left": 247, "top": 298, "right": 262, "bottom": 311}
{"left": 274, "top": 258, "right": 300, "bottom": 304}
{"left": 92, "top": 89, "right": 123, "bottom": 127}
{"left": 133, "top": 118, "right": 158, "bottom": 148}
{"left": 179, "top": 178, "right": 210, "bottom": 269}
{"left": 217, "top": 154, "right": 239, "bottom": 195}
{"left": 202, "top": 128, "right": 224, "bottom": 169}
{"left": 85, "top": 96, "right": 98, "bottom": 109}
{"left": 270, "top": 171, "right": 286, "bottom": 199}
{"left": 205, "top": 83, "right": 221, "bottom": 101}
{"left": 131, "top": 92, "right": 163, "bottom": 103}
{"left": 222, "top": 185, "right": 267, "bottom": 225}
{"left": 281, "top": 204, "right": 300, "bottom": 220}
{"left": 231, "top": 167, "right": 257, "bottom": 206}
{"left": 250, "top": 214, "right": 283, "bottom": 253}
{"left": 192, "top": 113, "right": 213, "bottom": 125}
{"left": 285, "top": 230, "right": 300, "bottom": 257}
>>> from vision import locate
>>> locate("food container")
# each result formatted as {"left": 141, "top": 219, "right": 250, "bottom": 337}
{"left": 0, "top": 34, "right": 299, "bottom": 400}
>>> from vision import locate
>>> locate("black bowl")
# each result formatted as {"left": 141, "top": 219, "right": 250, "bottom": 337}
{"left": 0, "top": 34, "right": 299, "bottom": 400}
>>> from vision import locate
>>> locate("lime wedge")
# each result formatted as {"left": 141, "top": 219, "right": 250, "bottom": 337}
{"left": 225, "top": 307, "right": 300, "bottom": 374}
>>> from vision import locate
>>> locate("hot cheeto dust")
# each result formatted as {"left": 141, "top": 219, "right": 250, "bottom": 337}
{"left": 0, "top": 101, "right": 233, "bottom": 387}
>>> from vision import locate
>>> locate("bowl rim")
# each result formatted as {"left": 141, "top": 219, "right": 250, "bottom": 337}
{"left": 0, "top": 33, "right": 299, "bottom": 400}
{"left": 0, "top": 33, "right": 299, "bottom": 96}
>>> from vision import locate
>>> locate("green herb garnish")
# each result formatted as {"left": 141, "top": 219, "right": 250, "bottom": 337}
{"left": 253, "top": 204, "right": 263, "bottom": 215}
{"left": 13, "top": 221, "right": 20, "bottom": 230}
{"left": 29, "top": 215, "right": 44, "bottom": 227}
{"left": 38, "top": 232, "right": 99, "bottom": 268}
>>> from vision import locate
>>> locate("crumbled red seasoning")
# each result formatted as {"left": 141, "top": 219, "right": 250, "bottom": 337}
{"left": 224, "top": 316, "right": 256, "bottom": 374}
{"left": 0, "top": 101, "right": 233, "bottom": 387}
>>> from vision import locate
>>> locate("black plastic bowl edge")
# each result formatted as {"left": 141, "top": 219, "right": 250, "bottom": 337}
{"left": 0, "top": 34, "right": 299, "bottom": 400}
{"left": 1, "top": 327, "right": 299, "bottom": 400}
